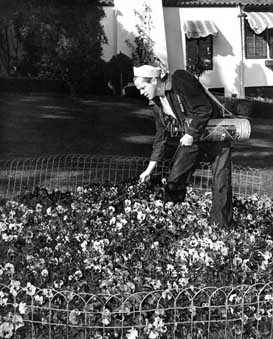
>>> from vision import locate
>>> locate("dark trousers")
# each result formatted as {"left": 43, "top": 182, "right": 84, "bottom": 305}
{"left": 165, "top": 142, "right": 233, "bottom": 227}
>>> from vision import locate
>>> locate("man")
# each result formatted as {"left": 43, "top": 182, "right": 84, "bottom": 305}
{"left": 133, "top": 65, "right": 232, "bottom": 227}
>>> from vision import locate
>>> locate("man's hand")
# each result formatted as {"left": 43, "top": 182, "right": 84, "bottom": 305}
{"left": 139, "top": 160, "right": 157, "bottom": 183}
{"left": 139, "top": 170, "right": 151, "bottom": 183}
{"left": 180, "top": 133, "right": 194, "bottom": 146}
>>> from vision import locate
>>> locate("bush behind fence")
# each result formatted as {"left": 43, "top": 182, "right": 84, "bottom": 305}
{"left": 0, "top": 154, "right": 269, "bottom": 200}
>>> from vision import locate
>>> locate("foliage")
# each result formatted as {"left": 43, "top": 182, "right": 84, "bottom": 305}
{"left": 0, "top": 0, "right": 108, "bottom": 95}
{"left": 0, "top": 180, "right": 273, "bottom": 337}
{"left": 104, "top": 52, "right": 134, "bottom": 95}
{"left": 126, "top": 3, "right": 165, "bottom": 71}
{"left": 219, "top": 95, "right": 273, "bottom": 119}
{"left": 186, "top": 60, "right": 209, "bottom": 80}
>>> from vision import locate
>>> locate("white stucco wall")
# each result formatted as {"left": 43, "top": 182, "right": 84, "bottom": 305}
{"left": 102, "top": 4, "right": 273, "bottom": 96}
{"left": 244, "top": 53, "right": 273, "bottom": 88}
{"left": 102, "top": 5, "right": 244, "bottom": 95}
{"left": 170, "top": 6, "right": 273, "bottom": 95}
{"left": 164, "top": 6, "right": 243, "bottom": 96}
{"left": 102, "top": 1, "right": 168, "bottom": 68}
{"left": 163, "top": 8, "right": 185, "bottom": 72}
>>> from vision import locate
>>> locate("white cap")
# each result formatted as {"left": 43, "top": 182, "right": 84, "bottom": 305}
{"left": 133, "top": 65, "right": 161, "bottom": 78}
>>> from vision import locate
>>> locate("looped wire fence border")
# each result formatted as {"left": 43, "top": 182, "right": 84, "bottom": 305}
{"left": 1, "top": 282, "right": 273, "bottom": 339}
{"left": 0, "top": 154, "right": 269, "bottom": 200}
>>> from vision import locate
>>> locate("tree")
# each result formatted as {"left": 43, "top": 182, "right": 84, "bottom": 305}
{"left": 0, "top": 0, "right": 108, "bottom": 94}
{"left": 0, "top": 0, "right": 28, "bottom": 76}
{"left": 50, "top": 0, "right": 108, "bottom": 94}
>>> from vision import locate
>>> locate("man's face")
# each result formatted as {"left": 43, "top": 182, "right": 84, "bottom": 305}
{"left": 134, "top": 77, "right": 157, "bottom": 100}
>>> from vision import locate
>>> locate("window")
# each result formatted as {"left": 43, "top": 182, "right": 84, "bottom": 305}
{"left": 209, "top": 87, "right": 225, "bottom": 96}
{"left": 245, "top": 20, "right": 269, "bottom": 59}
{"left": 186, "top": 35, "right": 213, "bottom": 71}
{"left": 245, "top": 86, "right": 273, "bottom": 99}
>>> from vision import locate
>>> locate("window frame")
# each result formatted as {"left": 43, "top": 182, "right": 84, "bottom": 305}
{"left": 244, "top": 19, "right": 272, "bottom": 59}
{"left": 269, "top": 28, "right": 273, "bottom": 59}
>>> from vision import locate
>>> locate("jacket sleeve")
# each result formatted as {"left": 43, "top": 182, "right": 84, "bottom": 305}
{"left": 172, "top": 70, "right": 213, "bottom": 140}
{"left": 150, "top": 106, "right": 168, "bottom": 162}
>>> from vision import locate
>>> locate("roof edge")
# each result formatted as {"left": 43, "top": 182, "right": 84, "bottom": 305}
{"left": 100, "top": 0, "right": 273, "bottom": 8}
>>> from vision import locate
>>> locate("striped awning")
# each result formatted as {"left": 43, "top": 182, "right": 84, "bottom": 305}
{"left": 183, "top": 20, "right": 218, "bottom": 39}
{"left": 246, "top": 12, "right": 273, "bottom": 35}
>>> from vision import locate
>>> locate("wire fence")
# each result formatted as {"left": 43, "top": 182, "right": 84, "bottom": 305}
{"left": 0, "top": 154, "right": 269, "bottom": 200}
{"left": 1, "top": 282, "right": 273, "bottom": 339}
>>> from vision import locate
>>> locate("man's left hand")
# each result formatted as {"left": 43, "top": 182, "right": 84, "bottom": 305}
{"left": 180, "top": 133, "right": 194, "bottom": 146}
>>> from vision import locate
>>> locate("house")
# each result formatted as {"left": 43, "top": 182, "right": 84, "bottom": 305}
{"left": 101, "top": 0, "right": 273, "bottom": 98}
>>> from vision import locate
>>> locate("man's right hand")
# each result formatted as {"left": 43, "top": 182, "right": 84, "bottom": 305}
{"left": 139, "top": 170, "right": 151, "bottom": 183}
{"left": 139, "top": 160, "right": 157, "bottom": 183}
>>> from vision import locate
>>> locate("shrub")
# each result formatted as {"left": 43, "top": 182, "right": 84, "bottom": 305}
{"left": 219, "top": 96, "right": 273, "bottom": 118}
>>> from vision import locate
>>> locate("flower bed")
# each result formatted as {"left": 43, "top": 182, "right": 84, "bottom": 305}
{"left": 0, "top": 181, "right": 273, "bottom": 338}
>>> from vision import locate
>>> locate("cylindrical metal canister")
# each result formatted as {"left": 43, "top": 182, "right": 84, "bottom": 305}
{"left": 201, "top": 118, "right": 251, "bottom": 142}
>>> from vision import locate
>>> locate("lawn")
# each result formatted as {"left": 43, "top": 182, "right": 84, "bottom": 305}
{"left": 0, "top": 93, "right": 272, "bottom": 168}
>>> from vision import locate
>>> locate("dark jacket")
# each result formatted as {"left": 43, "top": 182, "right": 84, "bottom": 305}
{"left": 150, "top": 70, "right": 221, "bottom": 162}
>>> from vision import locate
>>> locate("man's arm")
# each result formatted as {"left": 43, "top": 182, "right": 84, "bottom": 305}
{"left": 149, "top": 107, "right": 168, "bottom": 162}
{"left": 139, "top": 107, "right": 167, "bottom": 182}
